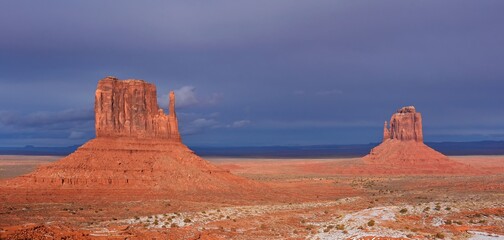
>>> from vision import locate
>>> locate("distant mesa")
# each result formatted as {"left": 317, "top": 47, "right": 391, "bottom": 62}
{"left": 364, "top": 106, "right": 472, "bottom": 173}
{"left": 6, "top": 76, "right": 257, "bottom": 192}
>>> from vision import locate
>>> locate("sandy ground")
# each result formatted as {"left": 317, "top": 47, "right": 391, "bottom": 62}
{"left": 0, "top": 155, "right": 503, "bottom": 239}
{"left": 0, "top": 155, "right": 61, "bottom": 179}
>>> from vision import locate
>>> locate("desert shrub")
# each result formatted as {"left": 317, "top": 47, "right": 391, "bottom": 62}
{"left": 184, "top": 218, "right": 192, "bottom": 223}
{"left": 399, "top": 208, "right": 408, "bottom": 214}
{"left": 171, "top": 223, "right": 178, "bottom": 228}
{"left": 435, "top": 232, "right": 445, "bottom": 239}
{"left": 367, "top": 220, "right": 375, "bottom": 226}
{"left": 444, "top": 220, "right": 452, "bottom": 225}
{"left": 445, "top": 207, "right": 451, "bottom": 211}
{"left": 434, "top": 205, "right": 441, "bottom": 211}
{"left": 423, "top": 207, "right": 430, "bottom": 212}
{"left": 153, "top": 219, "right": 159, "bottom": 225}
{"left": 336, "top": 224, "right": 345, "bottom": 230}
{"left": 134, "top": 216, "right": 140, "bottom": 220}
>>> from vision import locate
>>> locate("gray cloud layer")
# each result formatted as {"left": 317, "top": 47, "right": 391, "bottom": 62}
{"left": 1, "top": 0, "right": 503, "bottom": 146}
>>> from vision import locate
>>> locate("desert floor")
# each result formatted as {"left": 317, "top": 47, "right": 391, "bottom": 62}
{"left": 1, "top": 155, "right": 503, "bottom": 239}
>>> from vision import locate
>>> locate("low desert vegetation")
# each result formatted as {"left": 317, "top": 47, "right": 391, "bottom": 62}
{"left": 367, "top": 219, "right": 375, "bottom": 226}
{"left": 336, "top": 224, "right": 345, "bottom": 230}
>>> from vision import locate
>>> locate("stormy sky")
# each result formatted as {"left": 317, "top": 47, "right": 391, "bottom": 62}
{"left": 1, "top": 1, "right": 503, "bottom": 147}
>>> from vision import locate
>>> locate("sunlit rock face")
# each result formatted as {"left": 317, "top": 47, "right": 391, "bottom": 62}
{"left": 95, "top": 76, "right": 180, "bottom": 141}
{"left": 382, "top": 106, "right": 423, "bottom": 142}
{"left": 5, "top": 77, "right": 258, "bottom": 192}
{"left": 365, "top": 106, "right": 454, "bottom": 168}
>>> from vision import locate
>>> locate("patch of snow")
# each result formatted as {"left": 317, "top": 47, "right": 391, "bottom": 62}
{"left": 468, "top": 231, "right": 504, "bottom": 240}
{"left": 310, "top": 206, "right": 412, "bottom": 240}
{"left": 431, "top": 217, "right": 444, "bottom": 227}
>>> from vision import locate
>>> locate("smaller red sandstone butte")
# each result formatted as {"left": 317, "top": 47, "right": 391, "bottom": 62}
{"left": 384, "top": 106, "right": 423, "bottom": 142}
{"left": 364, "top": 106, "right": 473, "bottom": 173}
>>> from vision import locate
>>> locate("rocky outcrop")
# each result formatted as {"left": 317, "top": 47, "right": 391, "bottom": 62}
{"left": 364, "top": 106, "right": 471, "bottom": 173}
{"left": 383, "top": 121, "right": 390, "bottom": 142}
{"left": 6, "top": 77, "right": 258, "bottom": 192}
{"left": 383, "top": 106, "right": 423, "bottom": 142}
{"left": 95, "top": 76, "right": 180, "bottom": 141}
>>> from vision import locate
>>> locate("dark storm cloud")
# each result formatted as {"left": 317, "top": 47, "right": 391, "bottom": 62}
{"left": 0, "top": 109, "right": 93, "bottom": 128}
{"left": 0, "top": 0, "right": 503, "bottom": 146}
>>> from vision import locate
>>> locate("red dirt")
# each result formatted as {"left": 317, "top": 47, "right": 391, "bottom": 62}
{"left": 0, "top": 82, "right": 502, "bottom": 239}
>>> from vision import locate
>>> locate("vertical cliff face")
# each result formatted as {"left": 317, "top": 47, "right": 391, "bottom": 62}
{"left": 95, "top": 76, "right": 181, "bottom": 141}
{"left": 383, "top": 106, "right": 423, "bottom": 142}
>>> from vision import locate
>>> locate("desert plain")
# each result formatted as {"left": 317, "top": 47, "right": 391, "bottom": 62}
{"left": 1, "top": 154, "right": 503, "bottom": 240}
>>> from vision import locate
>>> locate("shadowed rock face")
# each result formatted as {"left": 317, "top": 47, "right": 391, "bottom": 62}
{"left": 383, "top": 106, "right": 423, "bottom": 142}
{"left": 95, "top": 76, "right": 180, "bottom": 141}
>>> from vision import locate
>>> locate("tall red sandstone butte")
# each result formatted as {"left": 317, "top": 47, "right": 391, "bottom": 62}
{"left": 95, "top": 77, "right": 180, "bottom": 140}
{"left": 6, "top": 76, "right": 258, "bottom": 192}
{"left": 364, "top": 106, "right": 471, "bottom": 173}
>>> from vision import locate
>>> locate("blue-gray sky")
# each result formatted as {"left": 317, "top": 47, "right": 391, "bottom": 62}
{"left": 1, "top": 0, "right": 503, "bottom": 147}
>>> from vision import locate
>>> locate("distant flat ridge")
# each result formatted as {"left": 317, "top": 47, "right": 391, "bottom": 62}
{"left": 2, "top": 141, "right": 503, "bottom": 158}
